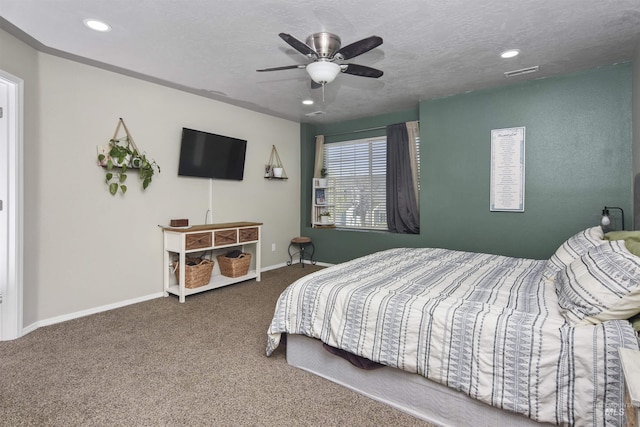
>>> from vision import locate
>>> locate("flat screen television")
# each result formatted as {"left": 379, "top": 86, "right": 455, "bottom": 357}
{"left": 178, "top": 127, "right": 247, "bottom": 180}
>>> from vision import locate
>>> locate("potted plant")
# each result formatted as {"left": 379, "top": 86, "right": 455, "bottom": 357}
{"left": 318, "top": 167, "right": 329, "bottom": 187}
{"left": 319, "top": 210, "right": 331, "bottom": 224}
{"left": 97, "top": 136, "right": 161, "bottom": 195}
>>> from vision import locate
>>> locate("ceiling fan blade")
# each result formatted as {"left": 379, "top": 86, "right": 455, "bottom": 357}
{"left": 334, "top": 36, "right": 382, "bottom": 60}
{"left": 257, "top": 64, "right": 306, "bottom": 72}
{"left": 279, "top": 33, "right": 318, "bottom": 58}
{"left": 342, "top": 64, "right": 383, "bottom": 78}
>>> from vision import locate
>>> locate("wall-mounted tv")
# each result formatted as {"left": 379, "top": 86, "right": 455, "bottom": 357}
{"left": 178, "top": 127, "right": 247, "bottom": 180}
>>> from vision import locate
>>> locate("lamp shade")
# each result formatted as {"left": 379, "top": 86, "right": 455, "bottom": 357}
{"left": 306, "top": 61, "right": 341, "bottom": 84}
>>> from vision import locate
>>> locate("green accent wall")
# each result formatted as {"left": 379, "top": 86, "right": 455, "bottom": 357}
{"left": 300, "top": 63, "right": 632, "bottom": 263}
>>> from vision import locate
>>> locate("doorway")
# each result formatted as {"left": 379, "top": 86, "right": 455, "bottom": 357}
{"left": 0, "top": 70, "right": 23, "bottom": 340}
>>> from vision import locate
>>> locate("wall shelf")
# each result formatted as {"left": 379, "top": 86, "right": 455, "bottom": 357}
{"left": 264, "top": 145, "right": 288, "bottom": 180}
{"left": 312, "top": 178, "right": 334, "bottom": 228}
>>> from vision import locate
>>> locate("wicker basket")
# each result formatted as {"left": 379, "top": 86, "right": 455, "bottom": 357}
{"left": 217, "top": 253, "right": 252, "bottom": 278}
{"left": 175, "top": 258, "right": 214, "bottom": 288}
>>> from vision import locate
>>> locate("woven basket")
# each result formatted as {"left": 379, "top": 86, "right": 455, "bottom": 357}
{"left": 217, "top": 253, "right": 251, "bottom": 278}
{"left": 175, "top": 258, "right": 214, "bottom": 288}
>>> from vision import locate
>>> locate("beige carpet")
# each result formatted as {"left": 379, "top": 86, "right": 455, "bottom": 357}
{"left": 0, "top": 265, "right": 431, "bottom": 426}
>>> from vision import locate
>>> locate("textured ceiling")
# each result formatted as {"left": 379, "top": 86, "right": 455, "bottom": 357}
{"left": 2, "top": 0, "right": 640, "bottom": 124}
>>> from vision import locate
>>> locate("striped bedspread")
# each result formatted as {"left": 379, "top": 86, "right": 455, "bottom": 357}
{"left": 267, "top": 247, "right": 640, "bottom": 426}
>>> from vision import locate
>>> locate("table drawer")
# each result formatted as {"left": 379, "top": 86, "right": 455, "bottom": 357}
{"left": 185, "top": 232, "right": 212, "bottom": 250}
{"left": 239, "top": 227, "right": 259, "bottom": 242}
{"left": 214, "top": 229, "right": 237, "bottom": 246}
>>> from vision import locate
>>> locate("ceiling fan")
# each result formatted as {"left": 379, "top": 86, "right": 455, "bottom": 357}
{"left": 257, "top": 32, "right": 384, "bottom": 89}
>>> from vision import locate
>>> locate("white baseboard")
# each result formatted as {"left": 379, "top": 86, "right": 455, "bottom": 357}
{"left": 20, "top": 262, "right": 334, "bottom": 337}
{"left": 22, "top": 292, "right": 164, "bottom": 336}
{"left": 314, "top": 261, "right": 333, "bottom": 267}
{"left": 261, "top": 262, "right": 291, "bottom": 271}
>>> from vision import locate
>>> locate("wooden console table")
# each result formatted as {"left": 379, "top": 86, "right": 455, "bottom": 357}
{"left": 162, "top": 222, "right": 262, "bottom": 302}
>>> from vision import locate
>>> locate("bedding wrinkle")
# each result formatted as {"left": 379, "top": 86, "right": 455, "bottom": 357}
{"left": 266, "top": 246, "right": 639, "bottom": 426}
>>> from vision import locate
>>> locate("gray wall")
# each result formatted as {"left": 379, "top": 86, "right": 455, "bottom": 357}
{"left": 1, "top": 28, "right": 302, "bottom": 329}
{"left": 302, "top": 63, "right": 632, "bottom": 262}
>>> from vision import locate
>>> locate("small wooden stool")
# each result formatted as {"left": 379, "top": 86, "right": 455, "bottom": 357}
{"left": 287, "top": 236, "right": 316, "bottom": 267}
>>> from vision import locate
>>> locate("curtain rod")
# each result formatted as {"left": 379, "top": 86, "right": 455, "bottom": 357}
{"left": 316, "top": 120, "right": 419, "bottom": 138}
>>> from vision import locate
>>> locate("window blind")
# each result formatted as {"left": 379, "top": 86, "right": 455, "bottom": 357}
{"left": 324, "top": 137, "right": 387, "bottom": 230}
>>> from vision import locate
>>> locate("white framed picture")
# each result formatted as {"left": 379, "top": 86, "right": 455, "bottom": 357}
{"left": 490, "top": 127, "right": 525, "bottom": 212}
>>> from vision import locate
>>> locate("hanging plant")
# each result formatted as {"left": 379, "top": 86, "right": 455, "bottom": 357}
{"left": 97, "top": 118, "right": 161, "bottom": 195}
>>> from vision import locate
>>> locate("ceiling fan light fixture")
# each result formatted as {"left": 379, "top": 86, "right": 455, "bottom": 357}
{"left": 306, "top": 61, "right": 341, "bottom": 84}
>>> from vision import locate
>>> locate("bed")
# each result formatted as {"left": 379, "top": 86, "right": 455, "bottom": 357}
{"left": 267, "top": 226, "right": 640, "bottom": 426}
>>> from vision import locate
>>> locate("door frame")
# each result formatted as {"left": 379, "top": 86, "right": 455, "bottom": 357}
{"left": 0, "top": 70, "right": 23, "bottom": 341}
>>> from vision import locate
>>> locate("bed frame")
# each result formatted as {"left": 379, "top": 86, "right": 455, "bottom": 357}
{"left": 287, "top": 334, "right": 555, "bottom": 427}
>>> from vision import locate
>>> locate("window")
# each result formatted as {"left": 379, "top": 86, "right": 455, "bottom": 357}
{"left": 323, "top": 135, "right": 420, "bottom": 230}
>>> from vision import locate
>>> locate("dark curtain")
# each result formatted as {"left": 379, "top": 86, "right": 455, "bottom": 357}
{"left": 386, "top": 123, "right": 420, "bottom": 234}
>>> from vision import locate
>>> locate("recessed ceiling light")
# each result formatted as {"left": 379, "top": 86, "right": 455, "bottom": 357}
{"left": 500, "top": 49, "right": 520, "bottom": 59}
{"left": 302, "top": 99, "right": 314, "bottom": 105}
{"left": 83, "top": 19, "right": 111, "bottom": 32}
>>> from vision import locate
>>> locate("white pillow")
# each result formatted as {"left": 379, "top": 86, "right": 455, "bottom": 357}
{"left": 555, "top": 240, "right": 640, "bottom": 325}
{"left": 543, "top": 226, "right": 604, "bottom": 279}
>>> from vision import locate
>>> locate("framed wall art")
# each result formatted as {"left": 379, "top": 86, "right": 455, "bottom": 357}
{"left": 490, "top": 127, "right": 525, "bottom": 212}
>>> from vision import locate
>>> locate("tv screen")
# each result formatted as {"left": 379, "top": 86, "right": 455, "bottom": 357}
{"left": 178, "top": 128, "right": 247, "bottom": 180}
